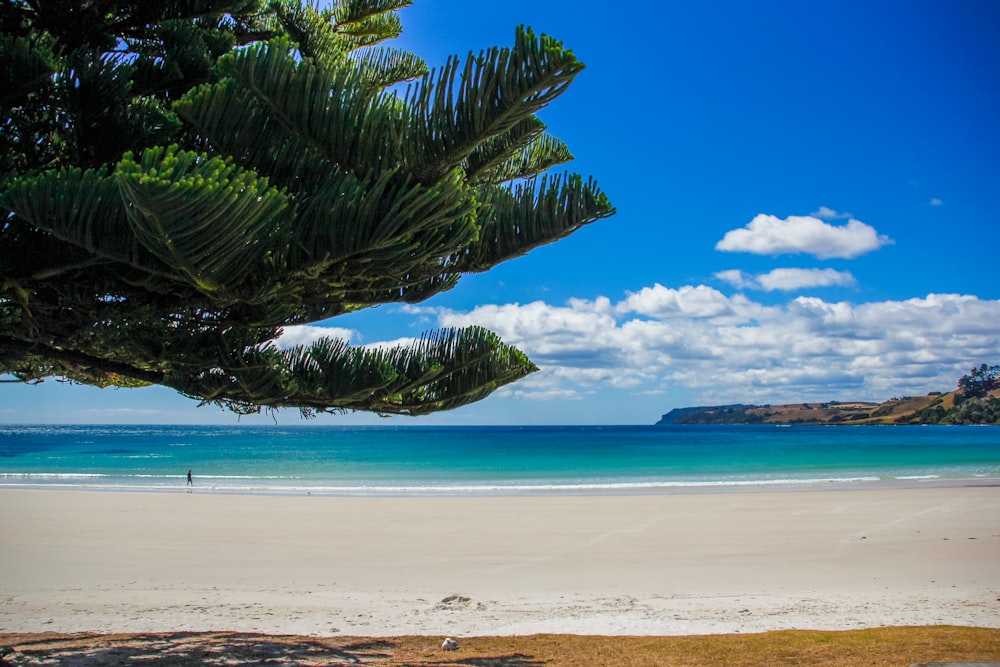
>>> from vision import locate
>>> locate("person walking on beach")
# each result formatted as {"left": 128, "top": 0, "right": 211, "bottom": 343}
{"left": 187, "top": 469, "right": 193, "bottom": 487}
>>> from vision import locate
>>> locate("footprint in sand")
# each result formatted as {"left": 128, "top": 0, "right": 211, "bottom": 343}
{"left": 435, "top": 595, "right": 487, "bottom": 611}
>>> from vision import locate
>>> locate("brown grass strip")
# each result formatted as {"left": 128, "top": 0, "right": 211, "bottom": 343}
{"left": 2, "top": 626, "right": 998, "bottom": 666}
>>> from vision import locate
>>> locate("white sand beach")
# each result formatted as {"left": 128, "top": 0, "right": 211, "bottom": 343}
{"left": 1, "top": 486, "right": 998, "bottom": 636}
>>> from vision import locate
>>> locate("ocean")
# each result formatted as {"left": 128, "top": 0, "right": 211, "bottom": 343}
{"left": 1, "top": 424, "right": 998, "bottom": 496}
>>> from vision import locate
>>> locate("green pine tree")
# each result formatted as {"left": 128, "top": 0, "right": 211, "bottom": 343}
{"left": 0, "top": 0, "right": 613, "bottom": 417}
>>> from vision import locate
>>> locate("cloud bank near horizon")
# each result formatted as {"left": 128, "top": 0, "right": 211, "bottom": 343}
{"left": 277, "top": 325, "right": 357, "bottom": 349}
{"left": 405, "top": 287, "right": 1000, "bottom": 406}
{"left": 715, "top": 267, "right": 858, "bottom": 292}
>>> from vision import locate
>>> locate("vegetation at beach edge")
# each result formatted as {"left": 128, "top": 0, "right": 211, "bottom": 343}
{"left": 0, "top": 0, "right": 613, "bottom": 418}
{"left": 3, "top": 626, "right": 999, "bottom": 666}
{"left": 658, "top": 363, "right": 1000, "bottom": 425}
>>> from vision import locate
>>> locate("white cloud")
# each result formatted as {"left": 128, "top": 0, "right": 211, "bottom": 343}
{"left": 715, "top": 213, "right": 893, "bottom": 259}
{"left": 362, "top": 336, "right": 420, "bottom": 351}
{"left": 757, "top": 268, "right": 856, "bottom": 291}
{"left": 714, "top": 269, "right": 752, "bottom": 290}
{"left": 811, "top": 206, "right": 851, "bottom": 219}
{"left": 500, "top": 386, "right": 584, "bottom": 402}
{"left": 616, "top": 284, "right": 755, "bottom": 320}
{"left": 716, "top": 267, "right": 857, "bottom": 292}
{"left": 435, "top": 301, "right": 621, "bottom": 367}
{"left": 406, "top": 288, "right": 1000, "bottom": 406}
{"left": 930, "top": 198, "right": 944, "bottom": 206}
{"left": 277, "top": 325, "right": 357, "bottom": 349}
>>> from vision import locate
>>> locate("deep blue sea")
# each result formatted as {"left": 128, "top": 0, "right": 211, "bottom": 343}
{"left": 1, "top": 424, "right": 998, "bottom": 496}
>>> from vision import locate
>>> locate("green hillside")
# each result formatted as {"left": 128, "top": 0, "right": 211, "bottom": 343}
{"left": 656, "top": 365, "right": 1000, "bottom": 426}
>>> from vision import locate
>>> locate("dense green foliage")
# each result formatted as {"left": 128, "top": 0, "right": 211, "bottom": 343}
{"left": 0, "top": 0, "right": 613, "bottom": 416}
{"left": 943, "top": 395, "right": 1000, "bottom": 425}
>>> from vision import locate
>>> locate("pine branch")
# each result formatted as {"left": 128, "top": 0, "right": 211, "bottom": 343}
{"left": 331, "top": 0, "right": 412, "bottom": 27}
{"left": 452, "top": 173, "right": 614, "bottom": 273}
{"left": 116, "top": 146, "right": 292, "bottom": 293}
{"left": 0, "top": 35, "right": 55, "bottom": 106}
{"left": 406, "top": 26, "right": 584, "bottom": 184}
{"left": 2, "top": 0, "right": 615, "bottom": 417}
{"left": 174, "top": 326, "right": 537, "bottom": 415}
{"left": 471, "top": 132, "right": 574, "bottom": 185}
{"left": 0, "top": 334, "right": 165, "bottom": 385}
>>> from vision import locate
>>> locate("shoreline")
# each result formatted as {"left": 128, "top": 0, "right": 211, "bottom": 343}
{"left": 2, "top": 486, "right": 999, "bottom": 636}
{"left": 3, "top": 475, "right": 999, "bottom": 498}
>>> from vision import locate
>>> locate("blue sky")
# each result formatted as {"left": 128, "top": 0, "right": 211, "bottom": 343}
{"left": 3, "top": 0, "right": 999, "bottom": 425}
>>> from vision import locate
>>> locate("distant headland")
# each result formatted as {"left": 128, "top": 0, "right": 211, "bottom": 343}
{"left": 656, "top": 364, "right": 1000, "bottom": 426}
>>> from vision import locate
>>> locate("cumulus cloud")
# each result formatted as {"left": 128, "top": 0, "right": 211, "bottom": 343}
{"left": 406, "top": 288, "right": 1000, "bottom": 406}
{"left": 277, "top": 325, "right": 357, "bottom": 349}
{"left": 715, "top": 213, "right": 893, "bottom": 259}
{"left": 716, "top": 268, "right": 857, "bottom": 292}
{"left": 930, "top": 198, "right": 944, "bottom": 206}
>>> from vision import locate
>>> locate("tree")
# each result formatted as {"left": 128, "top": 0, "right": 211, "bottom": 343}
{"left": 0, "top": 0, "right": 613, "bottom": 417}
{"left": 957, "top": 363, "right": 1000, "bottom": 399}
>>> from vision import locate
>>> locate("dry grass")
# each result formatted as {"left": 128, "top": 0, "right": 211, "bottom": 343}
{"left": 3, "top": 626, "right": 999, "bottom": 666}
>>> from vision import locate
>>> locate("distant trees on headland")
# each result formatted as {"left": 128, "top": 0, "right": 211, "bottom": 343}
{"left": 944, "top": 363, "right": 1000, "bottom": 425}
{"left": 958, "top": 364, "right": 1000, "bottom": 399}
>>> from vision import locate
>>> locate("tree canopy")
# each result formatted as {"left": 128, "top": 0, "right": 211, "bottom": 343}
{"left": 0, "top": 0, "right": 613, "bottom": 416}
{"left": 957, "top": 363, "right": 1000, "bottom": 399}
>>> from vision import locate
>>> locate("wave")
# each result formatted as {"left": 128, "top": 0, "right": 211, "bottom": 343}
{"left": 3, "top": 473, "right": 986, "bottom": 497}
{"left": 0, "top": 472, "right": 298, "bottom": 480}
{"left": 0, "top": 472, "right": 110, "bottom": 479}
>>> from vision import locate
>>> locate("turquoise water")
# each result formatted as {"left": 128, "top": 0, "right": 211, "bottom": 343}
{"left": 1, "top": 424, "right": 998, "bottom": 495}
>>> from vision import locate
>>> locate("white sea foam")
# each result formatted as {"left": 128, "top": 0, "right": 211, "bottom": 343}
{"left": 270, "top": 476, "right": 888, "bottom": 496}
{"left": 7, "top": 474, "right": 974, "bottom": 497}
{"left": 0, "top": 472, "right": 109, "bottom": 479}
